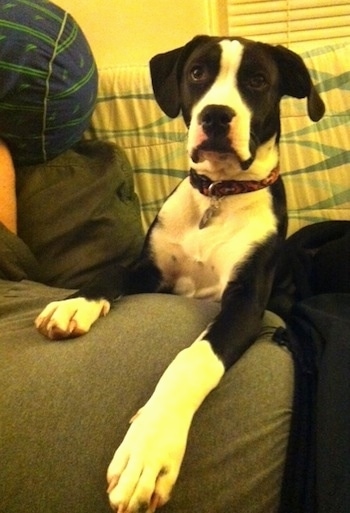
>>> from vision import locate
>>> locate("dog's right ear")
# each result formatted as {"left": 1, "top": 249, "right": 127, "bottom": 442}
{"left": 150, "top": 35, "right": 212, "bottom": 118}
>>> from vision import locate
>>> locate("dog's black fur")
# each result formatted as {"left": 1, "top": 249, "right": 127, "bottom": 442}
{"left": 36, "top": 36, "right": 325, "bottom": 512}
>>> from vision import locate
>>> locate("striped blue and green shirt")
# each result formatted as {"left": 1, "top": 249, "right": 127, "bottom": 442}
{"left": 0, "top": 0, "right": 98, "bottom": 165}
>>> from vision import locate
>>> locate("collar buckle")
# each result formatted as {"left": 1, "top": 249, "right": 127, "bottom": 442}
{"left": 208, "top": 180, "right": 224, "bottom": 198}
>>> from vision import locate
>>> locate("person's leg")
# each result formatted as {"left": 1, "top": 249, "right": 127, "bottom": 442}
{"left": 0, "top": 280, "right": 293, "bottom": 513}
{"left": 0, "top": 282, "right": 219, "bottom": 513}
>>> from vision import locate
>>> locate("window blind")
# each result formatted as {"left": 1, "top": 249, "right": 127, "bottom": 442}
{"left": 222, "top": 0, "right": 350, "bottom": 50}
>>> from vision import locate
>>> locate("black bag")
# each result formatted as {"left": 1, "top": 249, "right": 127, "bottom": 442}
{"left": 274, "top": 221, "right": 350, "bottom": 513}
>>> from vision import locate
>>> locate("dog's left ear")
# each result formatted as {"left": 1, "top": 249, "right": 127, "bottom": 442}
{"left": 271, "top": 45, "right": 325, "bottom": 122}
{"left": 150, "top": 35, "right": 213, "bottom": 118}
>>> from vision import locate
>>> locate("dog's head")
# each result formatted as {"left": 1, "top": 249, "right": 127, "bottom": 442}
{"left": 150, "top": 36, "right": 325, "bottom": 178}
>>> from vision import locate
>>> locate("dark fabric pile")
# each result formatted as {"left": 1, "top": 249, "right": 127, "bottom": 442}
{"left": 270, "top": 221, "right": 350, "bottom": 513}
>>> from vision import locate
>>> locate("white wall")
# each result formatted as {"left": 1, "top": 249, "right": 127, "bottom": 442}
{"left": 54, "top": 0, "right": 223, "bottom": 67}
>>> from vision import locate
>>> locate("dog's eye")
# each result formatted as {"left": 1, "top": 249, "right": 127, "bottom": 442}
{"left": 190, "top": 65, "right": 207, "bottom": 82}
{"left": 247, "top": 74, "right": 268, "bottom": 90}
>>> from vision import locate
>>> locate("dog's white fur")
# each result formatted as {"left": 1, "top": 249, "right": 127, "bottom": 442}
{"left": 188, "top": 40, "right": 253, "bottom": 172}
{"left": 107, "top": 338, "right": 224, "bottom": 512}
{"left": 35, "top": 297, "right": 110, "bottom": 340}
{"left": 151, "top": 180, "right": 277, "bottom": 301}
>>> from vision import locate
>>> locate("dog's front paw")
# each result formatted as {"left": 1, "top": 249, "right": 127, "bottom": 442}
{"left": 35, "top": 297, "right": 110, "bottom": 340}
{"left": 107, "top": 404, "right": 190, "bottom": 513}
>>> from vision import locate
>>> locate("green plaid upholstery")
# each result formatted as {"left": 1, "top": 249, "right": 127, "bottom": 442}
{"left": 87, "top": 43, "right": 350, "bottom": 235}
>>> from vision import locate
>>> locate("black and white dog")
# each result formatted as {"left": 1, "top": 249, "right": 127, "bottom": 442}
{"left": 36, "top": 36, "right": 325, "bottom": 513}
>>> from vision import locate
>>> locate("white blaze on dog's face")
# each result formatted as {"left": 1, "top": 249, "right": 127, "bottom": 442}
{"left": 180, "top": 39, "right": 281, "bottom": 180}
{"left": 187, "top": 40, "right": 251, "bottom": 169}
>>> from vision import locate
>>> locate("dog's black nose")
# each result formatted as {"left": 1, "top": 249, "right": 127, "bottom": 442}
{"left": 199, "top": 105, "right": 235, "bottom": 137}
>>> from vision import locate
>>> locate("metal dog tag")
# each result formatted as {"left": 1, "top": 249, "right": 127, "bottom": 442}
{"left": 199, "top": 198, "right": 221, "bottom": 229}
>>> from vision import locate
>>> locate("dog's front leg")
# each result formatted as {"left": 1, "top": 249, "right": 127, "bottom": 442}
{"left": 107, "top": 338, "right": 225, "bottom": 513}
{"left": 35, "top": 262, "right": 130, "bottom": 339}
{"left": 35, "top": 256, "right": 163, "bottom": 340}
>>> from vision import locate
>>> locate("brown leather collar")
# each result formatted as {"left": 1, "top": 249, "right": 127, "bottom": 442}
{"left": 189, "top": 166, "right": 280, "bottom": 197}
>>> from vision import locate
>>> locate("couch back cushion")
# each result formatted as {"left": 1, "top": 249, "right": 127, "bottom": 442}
{"left": 88, "top": 43, "right": 350, "bottom": 235}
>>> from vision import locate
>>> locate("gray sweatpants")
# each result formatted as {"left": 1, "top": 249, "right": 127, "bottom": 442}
{"left": 0, "top": 280, "right": 293, "bottom": 513}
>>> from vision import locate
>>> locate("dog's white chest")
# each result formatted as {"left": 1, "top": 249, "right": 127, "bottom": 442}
{"left": 162, "top": 223, "right": 227, "bottom": 300}
{"left": 150, "top": 179, "right": 276, "bottom": 301}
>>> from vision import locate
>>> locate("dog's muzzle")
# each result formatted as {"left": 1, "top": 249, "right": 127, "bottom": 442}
{"left": 191, "top": 104, "right": 254, "bottom": 170}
